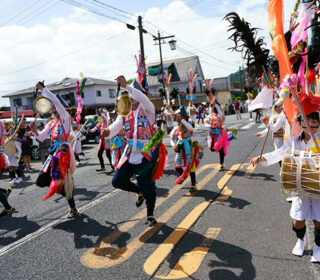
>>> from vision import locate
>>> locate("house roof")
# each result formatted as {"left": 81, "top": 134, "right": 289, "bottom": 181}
{"left": 2, "top": 77, "right": 117, "bottom": 98}
{"left": 146, "top": 56, "right": 204, "bottom": 87}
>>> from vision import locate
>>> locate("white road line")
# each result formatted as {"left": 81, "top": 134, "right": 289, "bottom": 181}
{"left": 239, "top": 122, "right": 255, "bottom": 130}
{"left": 0, "top": 189, "right": 120, "bottom": 257}
{"left": 258, "top": 123, "right": 265, "bottom": 129}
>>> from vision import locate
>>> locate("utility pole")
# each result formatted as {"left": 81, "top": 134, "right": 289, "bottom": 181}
{"left": 239, "top": 66, "right": 243, "bottom": 99}
{"left": 138, "top": 16, "right": 146, "bottom": 83}
{"left": 153, "top": 31, "right": 176, "bottom": 90}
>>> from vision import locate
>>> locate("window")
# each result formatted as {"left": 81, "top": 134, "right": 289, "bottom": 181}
{"left": 62, "top": 94, "right": 70, "bottom": 100}
{"left": 108, "top": 88, "right": 116, "bottom": 98}
{"left": 13, "top": 98, "right": 22, "bottom": 107}
{"left": 96, "top": 90, "right": 102, "bottom": 97}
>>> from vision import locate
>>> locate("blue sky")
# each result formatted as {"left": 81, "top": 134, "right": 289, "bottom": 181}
{"left": 0, "top": 0, "right": 295, "bottom": 106}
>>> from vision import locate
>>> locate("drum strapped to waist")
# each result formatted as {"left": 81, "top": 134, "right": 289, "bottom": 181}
{"left": 281, "top": 147, "right": 320, "bottom": 199}
{"left": 272, "top": 118, "right": 284, "bottom": 138}
{"left": 4, "top": 140, "right": 16, "bottom": 157}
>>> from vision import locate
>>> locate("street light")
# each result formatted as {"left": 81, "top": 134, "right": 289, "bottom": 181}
{"left": 168, "top": 39, "right": 177, "bottom": 50}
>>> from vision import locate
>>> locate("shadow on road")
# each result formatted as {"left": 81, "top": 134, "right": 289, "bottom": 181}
{"left": 0, "top": 215, "right": 41, "bottom": 246}
{"left": 208, "top": 239, "right": 256, "bottom": 279}
{"left": 53, "top": 214, "right": 131, "bottom": 250}
{"left": 139, "top": 224, "right": 256, "bottom": 279}
{"left": 233, "top": 170, "right": 276, "bottom": 182}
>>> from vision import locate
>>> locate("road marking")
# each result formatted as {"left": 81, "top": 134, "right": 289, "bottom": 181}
{"left": 145, "top": 163, "right": 255, "bottom": 278}
{"left": 258, "top": 123, "right": 266, "bottom": 129}
{"left": 144, "top": 164, "right": 241, "bottom": 277}
{"left": 80, "top": 164, "right": 214, "bottom": 267}
{"left": 239, "top": 122, "right": 255, "bottom": 130}
{"left": 81, "top": 164, "right": 220, "bottom": 268}
{"left": 244, "top": 164, "right": 256, "bottom": 178}
{"left": 153, "top": 228, "right": 221, "bottom": 279}
{"left": 143, "top": 201, "right": 220, "bottom": 277}
{"left": 0, "top": 189, "right": 120, "bottom": 257}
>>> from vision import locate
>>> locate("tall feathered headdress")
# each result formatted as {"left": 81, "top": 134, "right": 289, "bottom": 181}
{"left": 224, "top": 12, "right": 272, "bottom": 79}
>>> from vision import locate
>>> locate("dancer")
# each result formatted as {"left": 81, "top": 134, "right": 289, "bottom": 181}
{"left": 103, "top": 76, "right": 158, "bottom": 227}
{"left": 187, "top": 101, "right": 197, "bottom": 127}
{"left": 5, "top": 134, "right": 23, "bottom": 184}
{"left": 163, "top": 105, "right": 174, "bottom": 134}
{"left": 256, "top": 104, "right": 285, "bottom": 151}
{"left": 249, "top": 111, "right": 320, "bottom": 262}
{"left": 30, "top": 81, "right": 79, "bottom": 218}
{"left": 88, "top": 108, "right": 114, "bottom": 173}
{"left": 0, "top": 120, "right": 7, "bottom": 176}
{"left": 170, "top": 106, "right": 202, "bottom": 193}
{"left": 205, "top": 99, "right": 228, "bottom": 171}
{"left": 71, "top": 122, "right": 86, "bottom": 166}
{"left": 0, "top": 187, "right": 15, "bottom": 217}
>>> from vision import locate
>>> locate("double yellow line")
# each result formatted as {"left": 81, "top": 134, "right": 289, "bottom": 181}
{"left": 144, "top": 164, "right": 248, "bottom": 278}
{"left": 81, "top": 164, "right": 219, "bottom": 268}
{"left": 81, "top": 162, "right": 255, "bottom": 277}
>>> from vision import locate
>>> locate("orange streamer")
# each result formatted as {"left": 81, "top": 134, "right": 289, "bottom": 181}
{"left": 267, "top": 0, "right": 297, "bottom": 125}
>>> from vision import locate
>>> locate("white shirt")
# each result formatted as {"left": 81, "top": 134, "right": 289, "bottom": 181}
{"left": 259, "top": 112, "right": 286, "bottom": 137}
{"left": 108, "top": 85, "right": 155, "bottom": 164}
{"left": 36, "top": 87, "right": 71, "bottom": 142}
{"left": 261, "top": 133, "right": 320, "bottom": 166}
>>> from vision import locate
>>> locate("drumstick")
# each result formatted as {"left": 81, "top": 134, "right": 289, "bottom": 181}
{"left": 259, "top": 126, "right": 270, "bottom": 159}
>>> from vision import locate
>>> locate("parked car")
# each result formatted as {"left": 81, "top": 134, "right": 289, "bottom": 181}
{"left": 82, "top": 115, "right": 100, "bottom": 143}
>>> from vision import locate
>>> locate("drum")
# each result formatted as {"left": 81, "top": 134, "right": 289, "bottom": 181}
{"left": 4, "top": 140, "right": 17, "bottom": 158}
{"left": 281, "top": 148, "right": 320, "bottom": 199}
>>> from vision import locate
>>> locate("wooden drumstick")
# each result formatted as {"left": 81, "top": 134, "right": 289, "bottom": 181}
{"left": 259, "top": 126, "right": 270, "bottom": 159}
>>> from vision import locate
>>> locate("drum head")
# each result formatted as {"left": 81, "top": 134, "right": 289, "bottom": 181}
{"left": 33, "top": 96, "right": 52, "bottom": 114}
{"left": 4, "top": 140, "right": 16, "bottom": 158}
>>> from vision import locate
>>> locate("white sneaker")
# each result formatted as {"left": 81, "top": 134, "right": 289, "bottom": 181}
{"left": 9, "top": 178, "right": 17, "bottom": 184}
{"left": 292, "top": 238, "right": 306, "bottom": 256}
{"left": 16, "top": 177, "right": 23, "bottom": 183}
{"left": 311, "top": 244, "right": 320, "bottom": 262}
{"left": 83, "top": 154, "right": 87, "bottom": 160}
{"left": 286, "top": 197, "right": 294, "bottom": 202}
{"left": 250, "top": 118, "right": 253, "bottom": 122}
{"left": 76, "top": 161, "right": 80, "bottom": 166}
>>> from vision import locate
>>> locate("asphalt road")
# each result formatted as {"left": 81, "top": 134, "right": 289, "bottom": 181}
{"left": 0, "top": 112, "right": 319, "bottom": 280}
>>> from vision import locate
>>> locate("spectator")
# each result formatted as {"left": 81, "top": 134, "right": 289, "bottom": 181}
{"left": 233, "top": 99, "right": 242, "bottom": 120}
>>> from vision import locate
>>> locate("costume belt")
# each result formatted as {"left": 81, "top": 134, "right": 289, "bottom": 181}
{"left": 180, "top": 137, "right": 191, "bottom": 155}
{"left": 209, "top": 128, "right": 222, "bottom": 135}
{"left": 111, "top": 136, "right": 124, "bottom": 149}
{"left": 126, "top": 139, "right": 148, "bottom": 150}
{"left": 48, "top": 140, "right": 70, "bottom": 153}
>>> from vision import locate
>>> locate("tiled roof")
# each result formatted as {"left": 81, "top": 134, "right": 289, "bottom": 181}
{"left": 2, "top": 77, "right": 116, "bottom": 97}
{"left": 146, "top": 56, "right": 204, "bottom": 86}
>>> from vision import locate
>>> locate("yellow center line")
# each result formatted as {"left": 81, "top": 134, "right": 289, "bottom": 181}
{"left": 145, "top": 163, "right": 255, "bottom": 278}
{"left": 81, "top": 164, "right": 219, "bottom": 268}
{"left": 155, "top": 228, "right": 221, "bottom": 279}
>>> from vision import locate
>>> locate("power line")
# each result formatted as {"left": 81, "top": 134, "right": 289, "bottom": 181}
{"left": 0, "top": 0, "right": 43, "bottom": 28}
{"left": 0, "top": 0, "right": 59, "bottom": 39}
{"left": 0, "top": 30, "right": 129, "bottom": 77}
{"left": 60, "top": 0, "right": 127, "bottom": 23}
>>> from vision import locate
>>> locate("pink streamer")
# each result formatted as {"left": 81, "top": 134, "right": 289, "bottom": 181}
{"left": 298, "top": 54, "right": 307, "bottom": 90}
{"left": 291, "top": 3, "right": 314, "bottom": 48}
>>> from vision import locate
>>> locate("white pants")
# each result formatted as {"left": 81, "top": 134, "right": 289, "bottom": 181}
{"left": 273, "top": 137, "right": 284, "bottom": 150}
{"left": 290, "top": 197, "right": 320, "bottom": 222}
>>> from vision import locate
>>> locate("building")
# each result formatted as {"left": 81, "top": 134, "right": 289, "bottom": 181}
{"left": 210, "top": 77, "right": 232, "bottom": 106}
{"left": 146, "top": 56, "right": 208, "bottom": 108}
{"left": 3, "top": 77, "right": 117, "bottom": 112}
